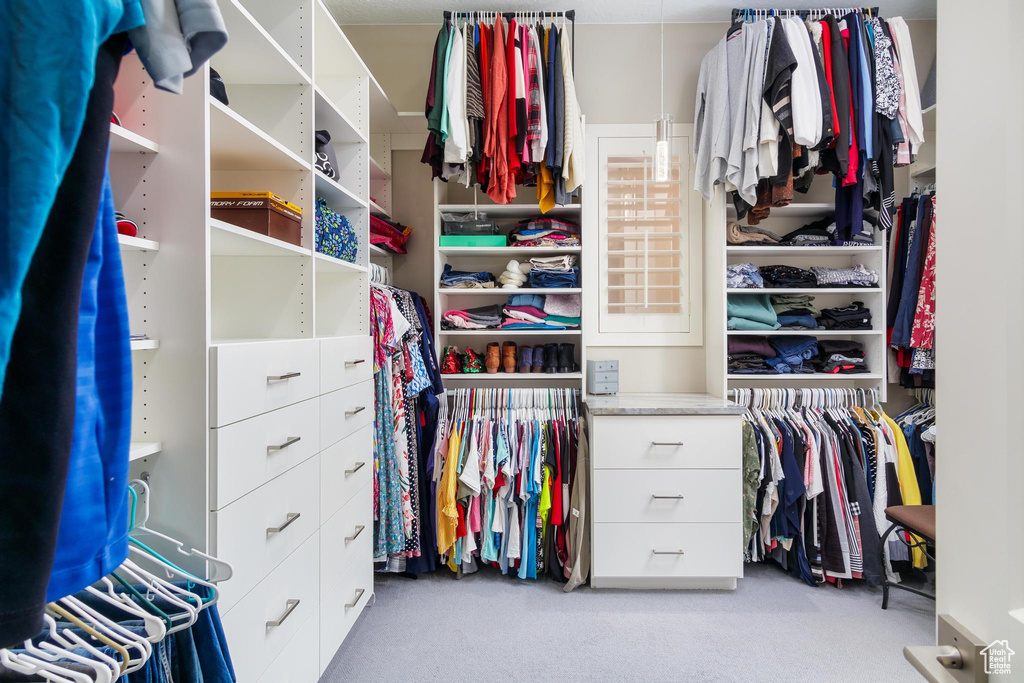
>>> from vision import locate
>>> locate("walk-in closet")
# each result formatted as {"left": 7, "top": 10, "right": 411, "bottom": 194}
{"left": 2, "top": 1, "right": 1017, "bottom": 681}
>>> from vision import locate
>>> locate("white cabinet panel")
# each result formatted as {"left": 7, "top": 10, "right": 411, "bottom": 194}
{"left": 320, "top": 335, "right": 373, "bottom": 393}
{"left": 211, "top": 339, "right": 320, "bottom": 427}
{"left": 592, "top": 415, "right": 741, "bottom": 470}
{"left": 320, "top": 425, "right": 372, "bottom": 521}
{"left": 320, "top": 483, "right": 372, "bottom": 596}
{"left": 319, "top": 380, "right": 373, "bottom": 449}
{"left": 592, "top": 469, "right": 742, "bottom": 523}
{"left": 593, "top": 523, "right": 743, "bottom": 578}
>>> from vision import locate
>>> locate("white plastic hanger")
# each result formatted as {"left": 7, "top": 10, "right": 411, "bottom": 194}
{"left": 57, "top": 594, "right": 149, "bottom": 674}
{"left": 0, "top": 649, "right": 93, "bottom": 683}
{"left": 19, "top": 614, "right": 117, "bottom": 683}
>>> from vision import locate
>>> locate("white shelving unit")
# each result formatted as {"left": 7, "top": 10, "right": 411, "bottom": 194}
{"left": 705, "top": 193, "right": 888, "bottom": 400}
{"left": 112, "top": 3, "right": 379, "bottom": 680}
{"left": 432, "top": 184, "right": 585, "bottom": 388}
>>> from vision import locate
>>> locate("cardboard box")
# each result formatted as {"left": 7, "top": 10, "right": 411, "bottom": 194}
{"left": 211, "top": 192, "right": 302, "bottom": 246}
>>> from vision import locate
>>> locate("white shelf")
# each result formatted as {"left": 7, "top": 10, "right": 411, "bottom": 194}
{"left": 130, "top": 338, "right": 160, "bottom": 350}
{"left": 315, "top": 171, "right": 367, "bottom": 210}
{"left": 109, "top": 123, "right": 159, "bottom": 154}
{"left": 728, "top": 373, "right": 884, "bottom": 381}
{"left": 369, "top": 244, "right": 389, "bottom": 256}
{"left": 726, "top": 330, "right": 883, "bottom": 336}
{"left": 440, "top": 288, "right": 582, "bottom": 295}
{"left": 118, "top": 234, "right": 161, "bottom": 252}
{"left": 209, "top": 98, "right": 311, "bottom": 172}
{"left": 129, "top": 441, "right": 163, "bottom": 461}
{"left": 726, "top": 202, "right": 835, "bottom": 218}
{"left": 910, "top": 162, "right": 936, "bottom": 177}
{"left": 210, "top": 218, "right": 311, "bottom": 257}
{"left": 726, "top": 245, "right": 882, "bottom": 256}
{"left": 314, "top": 252, "right": 367, "bottom": 273}
{"left": 370, "top": 199, "right": 390, "bottom": 219}
{"left": 439, "top": 203, "right": 582, "bottom": 217}
{"left": 213, "top": 0, "right": 310, "bottom": 85}
{"left": 439, "top": 246, "right": 582, "bottom": 256}
{"left": 369, "top": 156, "right": 390, "bottom": 181}
{"left": 442, "top": 373, "right": 583, "bottom": 380}
{"left": 440, "top": 329, "right": 582, "bottom": 336}
{"left": 727, "top": 288, "right": 880, "bottom": 294}
{"left": 314, "top": 87, "right": 367, "bottom": 144}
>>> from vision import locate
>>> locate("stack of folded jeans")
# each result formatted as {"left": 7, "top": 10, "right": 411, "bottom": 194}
{"left": 818, "top": 301, "right": 872, "bottom": 329}
{"left": 727, "top": 262, "right": 764, "bottom": 289}
{"left": 810, "top": 264, "right": 878, "bottom": 287}
{"left": 760, "top": 265, "right": 817, "bottom": 288}
{"left": 767, "top": 335, "right": 819, "bottom": 373}
{"left": 439, "top": 264, "right": 496, "bottom": 289}
{"left": 441, "top": 304, "right": 502, "bottom": 329}
{"left": 527, "top": 255, "right": 579, "bottom": 288}
{"left": 509, "top": 217, "right": 581, "bottom": 247}
{"left": 727, "top": 336, "right": 777, "bottom": 375}
{"left": 814, "top": 339, "right": 869, "bottom": 374}
{"left": 771, "top": 293, "right": 821, "bottom": 329}
{"left": 727, "top": 294, "right": 780, "bottom": 331}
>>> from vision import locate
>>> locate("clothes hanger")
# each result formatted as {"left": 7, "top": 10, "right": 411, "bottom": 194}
{"left": 57, "top": 594, "right": 150, "bottom": 673}
{"left": 28, "top": 613, "right": 121, "bottom": 682}
{"left": 21, "top": 619, "right": 118, "bottom": 683}
{"left": 84, "top": 576, "right": 167, "bottom": 641}
{"left": 113, "top": 560, "right": 200, "bottom": 634}
{"left": 0, "top": 649, "right": 92, "bottom": 683}
{"left": 46, "top": 603, "right": 129, "bottom": 674}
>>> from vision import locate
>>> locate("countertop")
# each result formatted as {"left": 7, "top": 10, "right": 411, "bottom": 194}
{"left": 585, "top": 392, "right": 745, "bottom": 416}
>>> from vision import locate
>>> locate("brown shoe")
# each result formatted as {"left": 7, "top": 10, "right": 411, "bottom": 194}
{"left": 502, "top": 342, "right": 517, "bottom": 373}
{"left": 485, "top": 343, "right": 500, "bottom": 374}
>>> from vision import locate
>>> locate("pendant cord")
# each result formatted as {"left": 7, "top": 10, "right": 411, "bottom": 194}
{"left": 659, "top": 2, "right": 665, "bottom": 117}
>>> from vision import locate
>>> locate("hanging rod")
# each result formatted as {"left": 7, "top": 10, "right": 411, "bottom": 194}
{"left": 443, "top": 10, "right": 575, "bottom": 21}
{"left": 730, "top": 7, "right": 879, "bottom": 23}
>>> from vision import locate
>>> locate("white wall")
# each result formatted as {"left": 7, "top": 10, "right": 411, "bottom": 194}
{"left": 345, "top": 19, "right": 936, "bottom": 394}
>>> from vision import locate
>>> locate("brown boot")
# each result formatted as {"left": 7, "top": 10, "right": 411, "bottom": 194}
{"left": 502, "top": 342, "right": 517, "bottom": 373}
{"left": 485, "top": 343, "right": 500, "bottom": 374}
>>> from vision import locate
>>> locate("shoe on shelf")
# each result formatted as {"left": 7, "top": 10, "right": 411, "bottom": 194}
{"left": 518, "top": 346, "right": 533, "bottom": 373}
{"left": 462, "top": 347, "right": 483, "bottom": 373}
{"left": 543, "top": 343, "right": 559, "bottom": 374}
{"left": 532, "top": 346, "right": 545, "bottom": 373}
{"left": 484, "top": 344, "right": 500, "bottom": 374}
{"left": 502, "top": 342, "right": 517, "bottom": 373}
{"left": 441, "top": 346, "right": 460, "bottom": 374}
{"left": 558, "top": 343, "right": 576, "bottom": 373}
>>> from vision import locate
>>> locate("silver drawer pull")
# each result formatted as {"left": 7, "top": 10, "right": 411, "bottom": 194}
{"left": 266, "top": 599, "right": 300, "bottom": 628}
{"left": 345, "top": 406, "right": 366, "bottom": 417}
{"left": 266, "top": 512, "right": 301, "bottom": 535}
{"left": 345, "top": 359, "right": 366, "bottom": 366}
{"left": 267, "top": 371, "right": 301, "bottom": 382}
{"left": 345, "top": 525, "right": 365, "bottom": 542}
{"left": 345, "top": 588, "right": 366, "bottom": 610}
{"left": 651, "top": 494, "right": 685, "bottom": 500}
{"left": 652, "top": 549, "right": 685, "bottom": 555}
{"left": 651, "top": 441, "right": 684, "bottom": 447}
{"left": 345, "top": 461, "right": 366, "bottom": 476}
{"left": 267, "top": 436, "right": 301, "bottom": 452}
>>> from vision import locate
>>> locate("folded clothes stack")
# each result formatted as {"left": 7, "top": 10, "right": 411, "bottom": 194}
{"left": 440, "top": 263, "right": 496, "bottom": 289}
{"left": 778, "top": 219, "right": 832, "bottom": 247}
{"left": 527, "top": 255, "right": 579, "bottom": 288}
{"left": 509, "top": 217, "right": 581, "bottom": 247}
{"left": 811, "top": 264, "right": 879, "bottom": 287}
{"left": 818, "top": 301, "right": 872, "bottom": 330}
{"left": 498, "top": 259, "right": 531, "bottom": 288}
{"left": 814, "top": 339, "right": 869, "bottom": 374}
{"left": 771, "top": 294, "right": 820, "bottom": 330}
{"left": 727, "top": 263, "right": 764, "bottom": 289}
{"left": 441, "top": 304, "right": 502, "bottom": 329}
{"left": 727, "top": 335, "right": 777, "bottom": 375}
{"left": 727, "top": 294, "right": 779, "bottom": 331}
{"left": 727, "top": 222, "right": 783, "bottom": 245}
{"left": 759, "top": 265, "right": 817, "bottom": 288}
{"left": 766, "top": 335, "right": 819, "bottom": 374}
{"left": 370, "top": 214, "right": 413, "bottom": 254}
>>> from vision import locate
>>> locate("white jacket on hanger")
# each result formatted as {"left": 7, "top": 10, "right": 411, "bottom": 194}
{"left": 784, "top": 16, "right": 823, "bottom": 148}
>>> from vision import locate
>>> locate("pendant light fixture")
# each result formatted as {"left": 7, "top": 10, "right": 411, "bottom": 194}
{"left": 654, "top": 1, "right": 672, "bottom": 182}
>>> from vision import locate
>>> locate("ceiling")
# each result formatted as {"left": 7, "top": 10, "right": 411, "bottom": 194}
{"left": 328, "top": 0, "right": 936, "bottom": 24}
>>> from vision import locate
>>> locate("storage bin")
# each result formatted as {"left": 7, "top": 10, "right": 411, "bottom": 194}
{"left": 211, "top": 192, "right": 302, "bottom": 246}
{"left": 439, "top": 235, "right": 508, "bottom": 247}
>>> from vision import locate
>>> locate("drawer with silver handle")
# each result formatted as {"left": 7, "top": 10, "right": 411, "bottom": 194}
{"left": 591, "top": 415, "right": 742, "bottom": 470}
{"left": 592, "top": 469, "right": 741, "bottom": 524}
{"left": 258, "top": 606, "right": 320, "bottom": 683}
{"left": 320, "top": 336, "right": 373, "bottom": 393}
{"left": 320, "top": 483, "right": 372, "bottom": 596}
{"left": 319, "top": 554, "right": 372, "bottom": 672}
{"left": 212, "top": 455, "right": 320, "bottom": 613}
{"left": 320, "top": 425, "right": 372, "bottom": 520}
{"left": 319, "top": 380, "right": 373, "bottom": 450}
{"left": 593, "top": 522, "right": 743, "bottom": 579}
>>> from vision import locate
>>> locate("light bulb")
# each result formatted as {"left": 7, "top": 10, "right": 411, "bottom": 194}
{"left": 654, "top": 114, "right": 672, "bottom": 182}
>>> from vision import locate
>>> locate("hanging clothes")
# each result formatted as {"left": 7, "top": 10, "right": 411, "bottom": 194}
{"left": 887, "top": 193, "right": 936, "bottom": 389}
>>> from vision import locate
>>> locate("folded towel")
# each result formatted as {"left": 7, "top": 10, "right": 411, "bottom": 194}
{"left": 544, "top": 293, "right": 581, "bottom": 317}
{"left": 727, "top": 294, "right": 778, "bottom": 327}
{"left": 545, "top": 314, "right": 580, "bottom": 326}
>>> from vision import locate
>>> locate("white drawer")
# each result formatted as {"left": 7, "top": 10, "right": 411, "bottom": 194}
{"left": 211, "top": 397, "right": 320, "bottom": 510}
{"left": 320, "top": 425, "right": 372, "bottom": 521}
{"left": 258, "top": 606, "right": 320, "bottom": 683}
{"left": 222, "top": 531, "right": 319, "bottom": 683}
{"left": 213, "top": 456, "right": 320, "bottom": 613}
{"left": 591, "top": 415, "right": 742, "bottom": 470}
{"left": 593, "top": 469, "right": 742, "bottom": 524}
{"left": 320, "top": 380, "right": 373, "bottom": 449}
{"left": 320, "top": 483, "right": 372, "bottom": 596}
{"left": 593, "top": 523, "right": 743, "bottom": 578}
{"left": 210, "top": 339, "right": 320, "bottom": 427}
{"left": 320, "top": 335, "right": 373, "bottom": 393}
{"left": 319, "top": 556, "right": 373, "bottom": 674}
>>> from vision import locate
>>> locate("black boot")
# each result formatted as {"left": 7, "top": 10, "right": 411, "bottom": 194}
{"left": 558, "top": 343, "right": 575, "bottom": 373}
{"left": 543, "top": 343, "right": 559, "bottom": 373}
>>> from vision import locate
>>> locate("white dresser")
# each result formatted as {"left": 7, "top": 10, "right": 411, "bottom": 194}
{"left": 210, "top": 336, "right": 374, "bottom": 682}
{"left": 585, "top": 393, "right": 746, "bottom": 589}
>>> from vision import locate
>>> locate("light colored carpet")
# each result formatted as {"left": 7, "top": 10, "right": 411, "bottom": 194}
{"left": 321, "top": 564, "right": 934, "bottom": 682}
